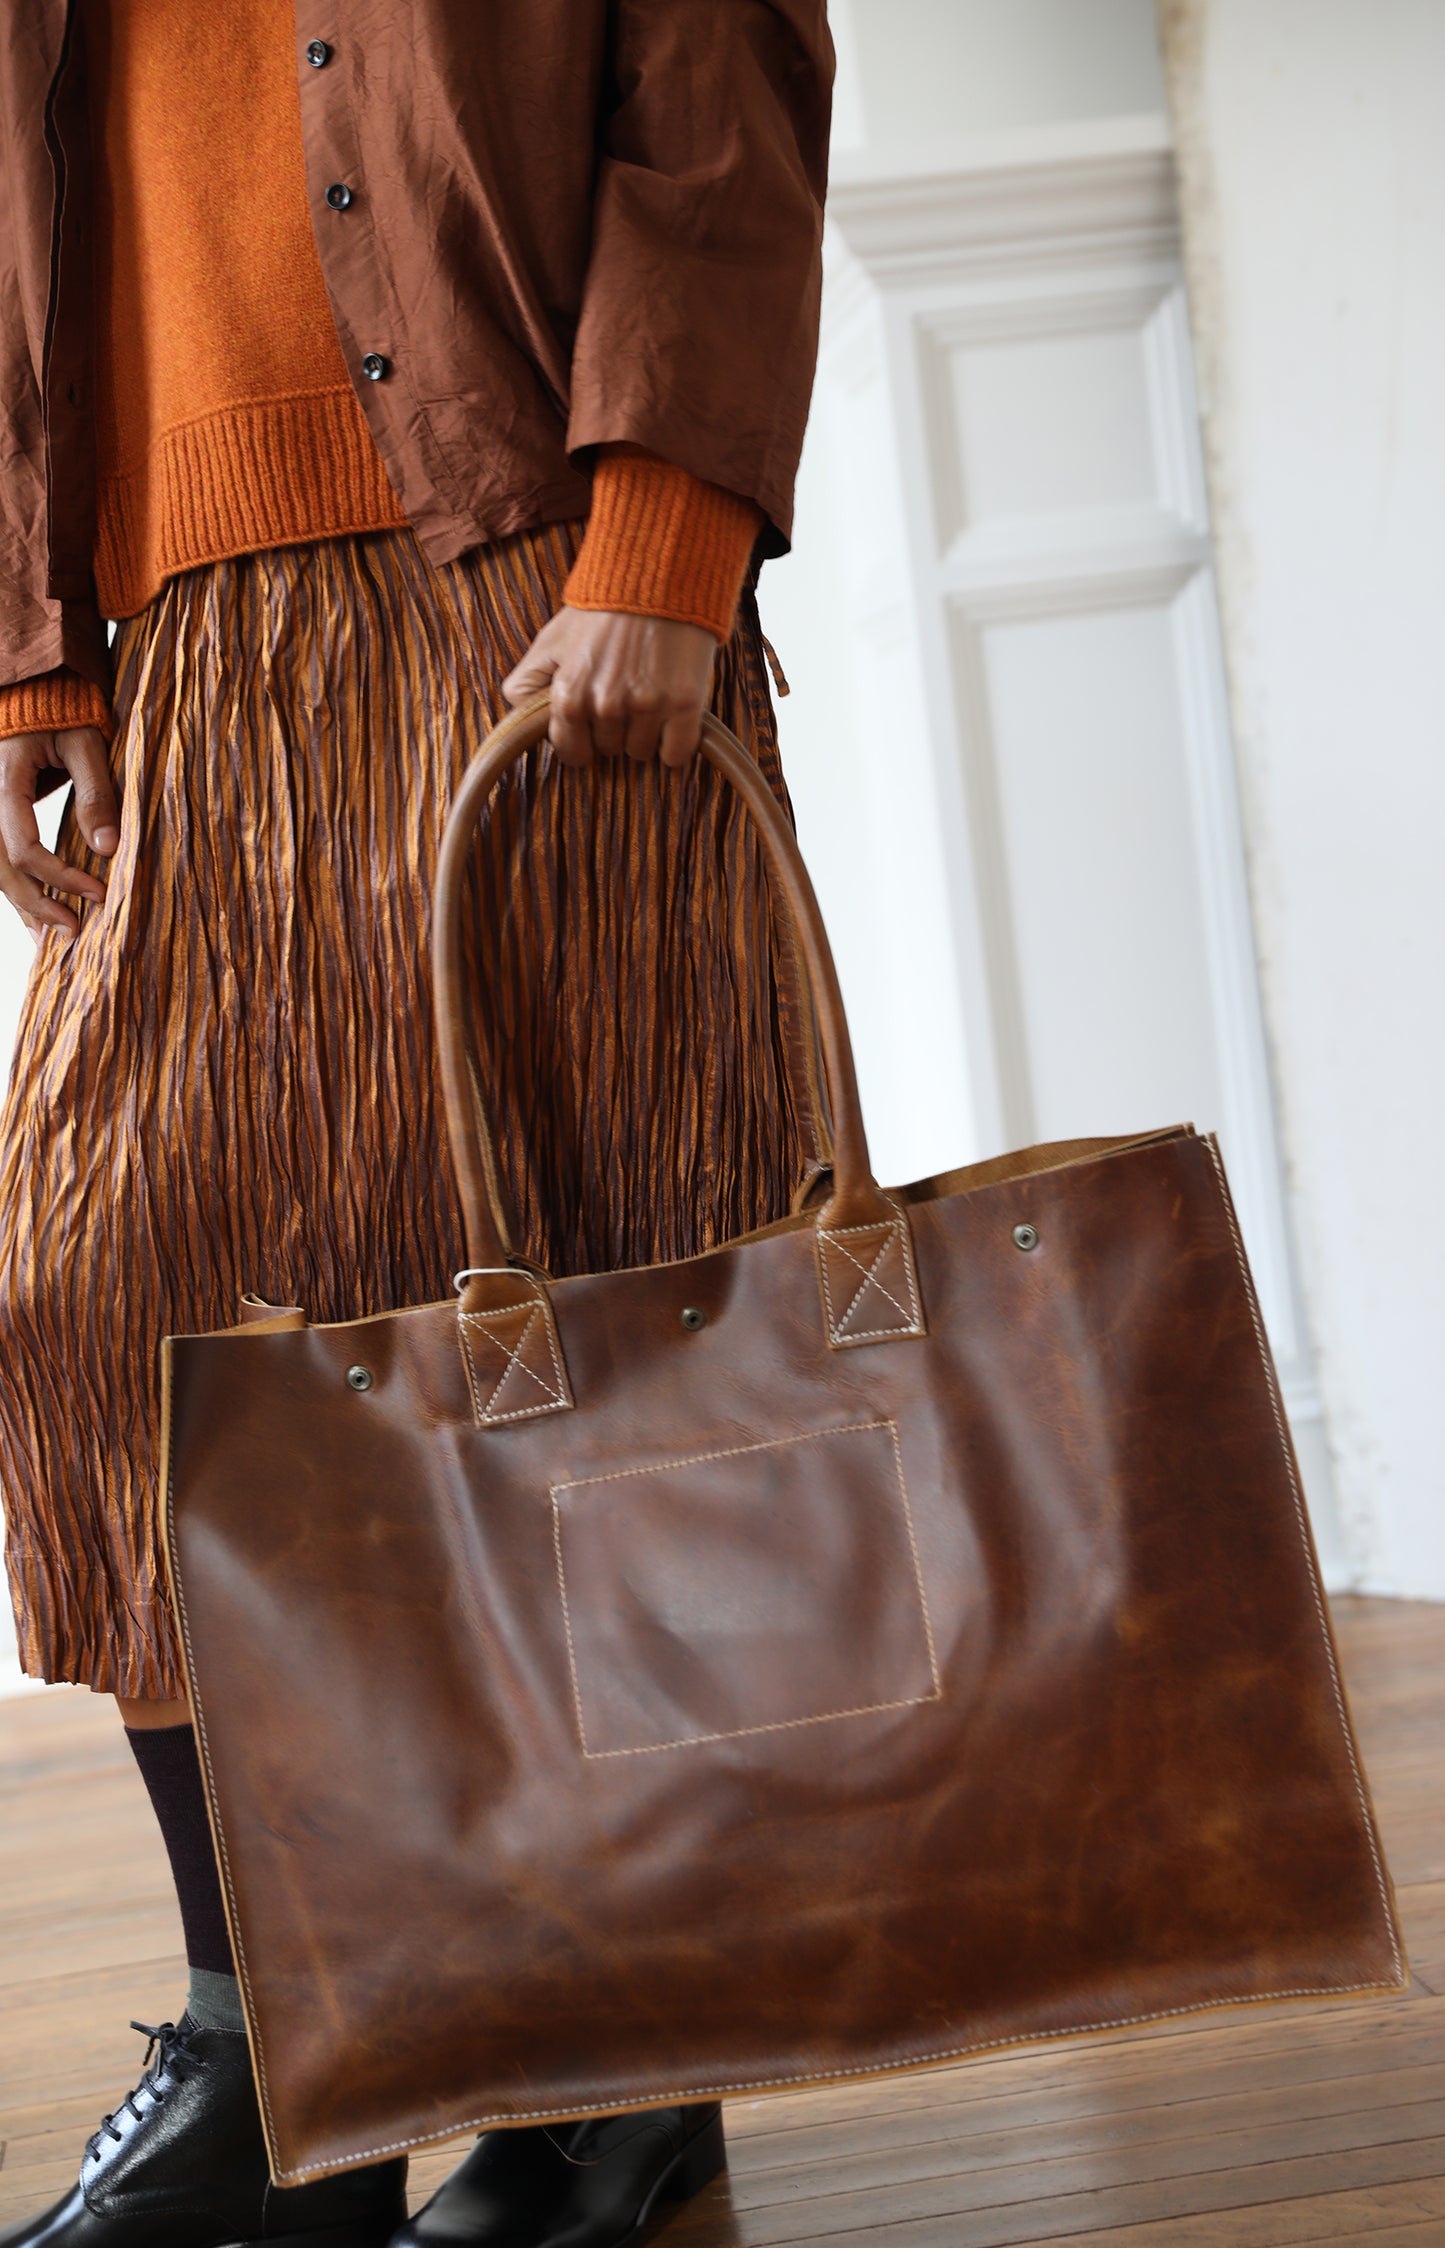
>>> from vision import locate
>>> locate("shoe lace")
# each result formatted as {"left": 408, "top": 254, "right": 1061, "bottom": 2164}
{"left": 85, "top": 2019, "right": 203, "bottom": 2158}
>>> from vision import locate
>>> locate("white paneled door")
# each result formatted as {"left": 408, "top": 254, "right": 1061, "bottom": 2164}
{"left": 764, "top": 119, "right": 1346, "bottom": 1579}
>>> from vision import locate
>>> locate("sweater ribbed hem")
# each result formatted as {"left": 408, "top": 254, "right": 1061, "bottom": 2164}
{"left": 95, "top": 386, "right": 410, "bottom": 620}
{"left": 0, "top": 668, "right": 115, "bottom": 743}
{"left": 564, "top": 449, "right": 763, "bottom": 642}
{"left": 90, "top": 396, "right": 760, "bottom": 646}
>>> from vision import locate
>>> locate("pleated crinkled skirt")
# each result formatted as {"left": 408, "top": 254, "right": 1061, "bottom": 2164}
{"left": 0, "top": 523, "right": 810, "bottom": 1696}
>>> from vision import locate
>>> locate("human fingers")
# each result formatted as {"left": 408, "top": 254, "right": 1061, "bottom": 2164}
{"left": 658, "top": 696, "right": 708, "bottom": 768}
{"left": 589, "top": 673, "right": 635, "bottom": 759}
{"left": 55, "top": 726, "right": 121, "bottom": 856}
{"left": 545, "top": 617, "right": 633, "bottom": 760}
{"left": 0, "top": 732, "right": 105, "bottom": 936}
{"left": 501, "top": 612, "right": 595, "bottom": 765}
{"left": 0, "top": 855, "right": 86, "bottom": 936}
{"left": 619, "top": 693, "right": 667, "bottom": 762}
{"left": 500, "top": 614, "right": 564, "bottom": 708}
{"left": 562, "top": 611, "right": 714, "bottom": 764}
{"left": 545, "top": 664, "right": 596, "bottom": 767}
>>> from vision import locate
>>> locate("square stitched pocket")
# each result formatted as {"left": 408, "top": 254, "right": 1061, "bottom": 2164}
{"left": 551, "top": 1418, "right": 940, "bottom": 1759}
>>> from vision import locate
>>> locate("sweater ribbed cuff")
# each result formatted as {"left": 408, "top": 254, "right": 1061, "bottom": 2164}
{"left": 564, "top": 448, "right": 764, "bottom": 644}
{"left": 0, "top": 668, "right": 114, "bottom": 743}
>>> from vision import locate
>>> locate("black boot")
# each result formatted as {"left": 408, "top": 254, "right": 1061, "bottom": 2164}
{"left": 1, "top": 2018, "right": 407, "bottom": 2247}
{"left": 389, "top": 2104, "right": 725, "bottom": 2246}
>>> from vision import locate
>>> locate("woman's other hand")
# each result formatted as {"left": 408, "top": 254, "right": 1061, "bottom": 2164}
{"left": 501, "top": 608, "right": 717, "bottom": 768}
{"left": 0, "top": 726, "right": 119, "bottom": 940}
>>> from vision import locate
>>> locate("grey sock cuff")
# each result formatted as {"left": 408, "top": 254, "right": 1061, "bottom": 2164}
{"left": 185, "top": 1966, "right": 247, "bottom": 2033}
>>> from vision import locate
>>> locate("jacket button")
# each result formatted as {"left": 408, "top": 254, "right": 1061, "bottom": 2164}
{"left": 306, "top": 38, "right": 330, "bottom": 65}
{"left": 326, "top": 182, "right": 353, "bottom": 210}
{"left": 361, "top": 353, "right": 389, "bottom": 382}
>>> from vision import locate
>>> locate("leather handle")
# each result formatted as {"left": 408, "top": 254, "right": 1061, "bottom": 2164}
{"left": 432, "top": 696, "right": 891, "bottom": 1284}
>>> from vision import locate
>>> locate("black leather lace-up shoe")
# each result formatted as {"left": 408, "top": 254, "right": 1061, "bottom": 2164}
{"left": 388, "top": 2103, "right": 725, "bottom": 2246}
{"left": 0, "top": 2016, "right": 408, "bottom": 2247}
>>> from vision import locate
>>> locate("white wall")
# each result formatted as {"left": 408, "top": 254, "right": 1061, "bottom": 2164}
{"left": 834, "top": 0, "right": 1167, "bottom": 160}
{"left": 1158, "top": 3, "right": 1445, "bottom": 1596}
{"left": 764, "top": 0, "right": 1189, "bottom": 1200}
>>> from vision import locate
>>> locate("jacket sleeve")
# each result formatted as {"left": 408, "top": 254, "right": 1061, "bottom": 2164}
{"left": 0, "top": 46, "right": 111, "bottom": 703}
{"left": 566, "top": 0, "right": 833, "bottom": 558}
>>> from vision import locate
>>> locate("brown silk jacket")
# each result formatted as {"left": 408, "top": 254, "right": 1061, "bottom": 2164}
{"left": 0, "top": 0, "right": 833, "bottom": 694}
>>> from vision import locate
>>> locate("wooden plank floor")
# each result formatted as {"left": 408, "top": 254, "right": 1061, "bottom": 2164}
{"left": 2, "top": 1596, "right": 1442, "bottom": 2244}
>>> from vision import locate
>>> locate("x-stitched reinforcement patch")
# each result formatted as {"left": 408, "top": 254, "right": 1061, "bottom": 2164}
{"left": 458, "top": 1297, "right": 573, "bottom": 1426}
{"left": 816, "top": 1209, "right": 926, "bottom": 1347}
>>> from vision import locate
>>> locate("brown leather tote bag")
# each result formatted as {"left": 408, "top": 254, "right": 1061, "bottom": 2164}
{"left": 163, "top": 701, "right": 1405, "bottom": 2187}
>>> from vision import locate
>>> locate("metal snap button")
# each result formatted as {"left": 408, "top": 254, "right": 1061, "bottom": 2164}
{"left": 680, "top": 1306, "right": 707, "bottom": 1331}
{"left": 346, "top": 1365, "right": 374, "bottom": 1391}
{"left": 361, "top": 352, "right": 390, "bottom": 381}
{"left": 306, "top": 38, "right": 331, "bottom": 65}
{"left": 326, "top": 181, "right": 354, "bottom": 210}
{"left": 1012, "top": 1223, "right": 1040, "bottom": 1252}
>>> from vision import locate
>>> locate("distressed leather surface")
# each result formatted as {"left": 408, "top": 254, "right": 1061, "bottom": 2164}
{"left": 163, "top": 714, "right": 1405, "bottom": 2187}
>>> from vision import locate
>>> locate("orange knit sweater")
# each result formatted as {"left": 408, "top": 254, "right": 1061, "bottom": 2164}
{"left": 1, "top": 0, "right": 762, "bottom": 744}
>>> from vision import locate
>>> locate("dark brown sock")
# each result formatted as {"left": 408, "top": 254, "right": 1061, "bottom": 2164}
{"left": 125, "top": 1720, "right": 236, "bottom": 1976}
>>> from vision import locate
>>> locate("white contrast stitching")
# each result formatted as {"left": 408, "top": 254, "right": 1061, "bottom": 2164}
{"left": 886, "top": 1416, "right": 942, "bottom": 1696}
{"left": 458, "top": 1297, "right": 569, "bottom": 1426}
{"left": 466, "top": 1307, "right": 561, "bottom": 1410}
{"left": 458, "top": 1296, "right": 537, "bottom": 1324}
{"left": 460, "top": 1316, "right": 564, "bottom": 1426}
{"left": 553, "top": 1416, "right": 892, "bottom": 1494}
{"left": 1202, "top": 1135, "right": 1405, "bottom": 1985}
{"left": 832, "top": 1229, "right": 914, "bottom": 1330}
{"left": 820, "top": 1211, "right": 924, "bottom": 1337}
{"left": 551, "top": 1418, "right": 940, "bottom": 1758}
{"left": 551, "top": 1492, "right": 593, "bottom": 1756}
{"left": 456, "top": 1311, "right": 488, "bottom": 1423}
{"left": 816, "top": 1203, "right": 924, "bottom": 1345}
{"left": 571, "top": 1678, "right": 937, "bottom": 1761}
{"left": 267, "top": 1973, "right": 1406, "bottom": 2181}
{"left": 819, "top": 1211, "right": 915, "bottom": 1239}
